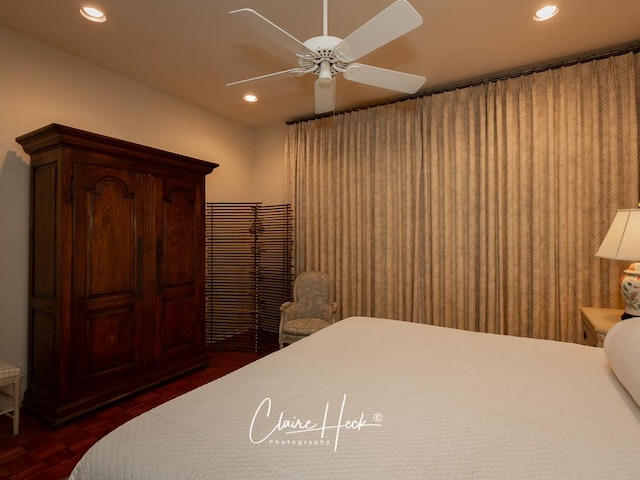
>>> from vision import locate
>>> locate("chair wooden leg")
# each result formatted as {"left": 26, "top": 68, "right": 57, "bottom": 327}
{"left": 12, "top": 375, "right": 20, "bottom": 435}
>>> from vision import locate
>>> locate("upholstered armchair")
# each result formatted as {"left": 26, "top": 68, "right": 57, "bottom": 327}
{"left": 279, "top": 271, "right": 337, "bottom": 348}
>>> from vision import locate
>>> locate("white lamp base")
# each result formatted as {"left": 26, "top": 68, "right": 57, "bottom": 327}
{"left": 621, "top": 262, "right": 640, "bottom": 319}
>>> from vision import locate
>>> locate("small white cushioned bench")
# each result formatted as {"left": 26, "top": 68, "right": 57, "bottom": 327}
{"left": 0, "top": 360, "right": 21, "bottom": 435}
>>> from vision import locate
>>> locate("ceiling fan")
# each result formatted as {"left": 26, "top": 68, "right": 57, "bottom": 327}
{"left": 226, "top": 0, "right": 426, "bottom": 115}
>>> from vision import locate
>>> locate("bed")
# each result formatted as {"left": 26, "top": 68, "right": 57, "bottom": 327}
{"left": 69, "top": 316, "right": 640, "bottom": 479}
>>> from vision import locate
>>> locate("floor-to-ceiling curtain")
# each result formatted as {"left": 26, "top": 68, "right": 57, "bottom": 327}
{"left": 285, "top": 52, "right": 640, "bottom": 342}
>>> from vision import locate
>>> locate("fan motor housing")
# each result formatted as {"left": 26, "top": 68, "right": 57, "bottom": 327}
{"left": 299, "top": 36, "right": 350, "bottom": 73}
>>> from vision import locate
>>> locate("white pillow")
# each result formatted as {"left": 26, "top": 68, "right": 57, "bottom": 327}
{"left": 604, "top": 316, "right": 640, "bottom": 406}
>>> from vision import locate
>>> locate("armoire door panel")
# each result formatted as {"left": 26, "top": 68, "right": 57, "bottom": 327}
{"left": 72, "top": 163, "right": 145, "bottom": 390}
{"left": 161, "top": 296, "right": 198, "bottom": 353}
{"left": 160, "top": 181, "right": 197, "bottom": 288}
{"left": 73, "top": 163, "right": 144, "bottom": 303}
{"left": 85, "top": 306, "right": 137, "bottom": 379}
{"left": 151, "top": 177, "right": 205, "bottom": 363}
{"left": 83, "top": 170, "right": 140, "bottom": 297}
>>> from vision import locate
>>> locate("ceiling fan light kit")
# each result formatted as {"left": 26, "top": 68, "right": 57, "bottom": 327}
{"left": 226, "top": 0, "right": 426, "bottom": 115}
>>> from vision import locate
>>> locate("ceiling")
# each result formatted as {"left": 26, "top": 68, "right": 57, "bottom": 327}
{"left": 1, "top": 1, "right": 639, "bottom": 128}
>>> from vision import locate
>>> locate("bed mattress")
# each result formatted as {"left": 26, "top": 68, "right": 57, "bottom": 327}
{"left": 70, "top": 316, "right": 640, "bottom": 479}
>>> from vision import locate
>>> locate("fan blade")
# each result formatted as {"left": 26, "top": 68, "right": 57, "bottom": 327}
{"left": 229, "top": 8, "right": 314, "bottom": 57}
{"left": 226, "top": 68, "right": 302, "bottom": 87}
{"left": 344, "top": 64, "right": 425, "bottom": 94}
{"left": 335, "top": 0, "right": 423, "bottom": 62}
{"left": 315, "top": 78, "right": 335, "bottom": 114}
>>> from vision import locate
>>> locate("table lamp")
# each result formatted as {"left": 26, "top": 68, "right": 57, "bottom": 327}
{"left": 595, "top": 207, "right": 640, "bottom": 320}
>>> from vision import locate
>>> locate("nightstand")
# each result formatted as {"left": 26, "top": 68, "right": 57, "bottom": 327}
{"left": 581, "top": 307, "right": 623, "bottom": 347}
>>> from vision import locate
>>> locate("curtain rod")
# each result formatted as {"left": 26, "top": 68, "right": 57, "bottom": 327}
{"left": 287, "top": 39, "right": 640, "bottom": 125}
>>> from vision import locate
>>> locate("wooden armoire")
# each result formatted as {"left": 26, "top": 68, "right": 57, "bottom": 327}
{"left": 17, "top": 124, "right": 218, "bottom": 425}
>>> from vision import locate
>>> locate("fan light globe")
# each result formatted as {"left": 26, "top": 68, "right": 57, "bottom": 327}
{"left": 318, "top": 62, "right": 333, "bottom": 84}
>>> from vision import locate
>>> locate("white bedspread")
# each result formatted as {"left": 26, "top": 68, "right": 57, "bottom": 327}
{"left": 70, "top": 317, "right": 640, "bottom": 479}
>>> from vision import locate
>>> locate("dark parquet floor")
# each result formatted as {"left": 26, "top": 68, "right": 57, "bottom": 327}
{"left": 0, "top": 348, "right": 275, "bottom": 480}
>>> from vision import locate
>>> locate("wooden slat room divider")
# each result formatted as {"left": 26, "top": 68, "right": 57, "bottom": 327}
{"left": 205, "top": 203, "right": 293, "bottom": 351}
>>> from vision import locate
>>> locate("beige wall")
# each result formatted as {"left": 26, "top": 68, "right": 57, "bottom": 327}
{"left": 253, "top": 123, "right": 287, "bottom": 205}
{"left": 0, "top": 27, "right": 285, "bottom": 384}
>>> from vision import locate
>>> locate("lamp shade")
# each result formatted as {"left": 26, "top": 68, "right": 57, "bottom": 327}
{"left": 595, "top": 209, "right": 640, "bottom": 261}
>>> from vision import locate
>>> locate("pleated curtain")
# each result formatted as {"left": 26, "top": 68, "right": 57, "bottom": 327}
{"left": 284, "top": 52, "right": 640, "bottom": 342}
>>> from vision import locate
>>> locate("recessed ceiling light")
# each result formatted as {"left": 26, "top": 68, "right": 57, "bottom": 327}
{"left": 534, "top": 5, "right": 559, "bottom": 21}
{"left": 80, "top": 6, "right": 107, "bottom": 23}
{"left": 243, "top": 94, "right": 258, "bottom": 103}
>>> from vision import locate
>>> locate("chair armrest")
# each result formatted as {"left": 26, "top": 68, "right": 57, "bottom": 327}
{"left": 280, "top": 302, "right": 303, "bottom": 323}
{"left": 280, "top": 301, "right": 294, "bottom": 312}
